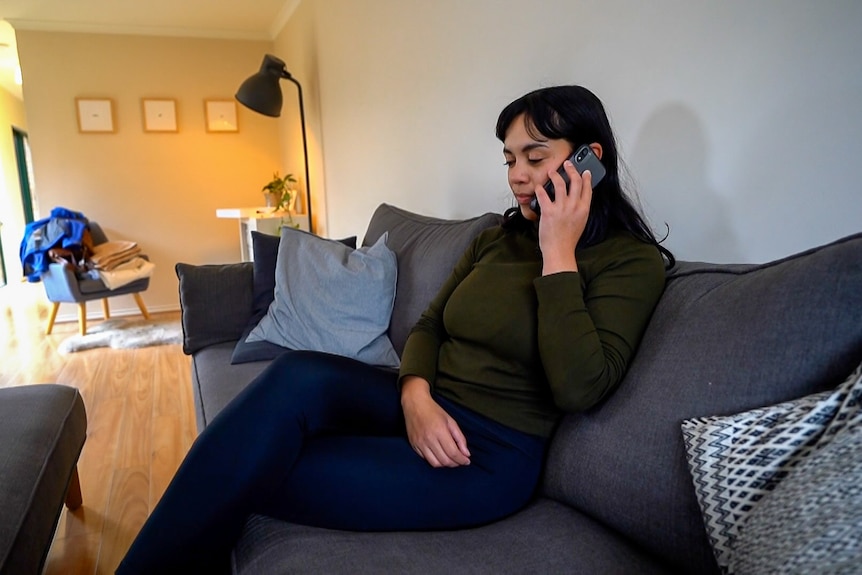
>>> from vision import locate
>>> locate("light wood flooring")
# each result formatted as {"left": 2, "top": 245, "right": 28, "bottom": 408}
{"left": 0, "top": 281, "right": 196, "bottom": 574}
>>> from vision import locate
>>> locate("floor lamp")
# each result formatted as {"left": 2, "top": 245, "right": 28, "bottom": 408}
{"left": 236, "top": 54, "right": 314, "bottom": 233}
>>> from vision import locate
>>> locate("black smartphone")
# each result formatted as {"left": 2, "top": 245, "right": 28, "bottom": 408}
{"left": 529, "top": 143, "right": 606, "bottom": 215}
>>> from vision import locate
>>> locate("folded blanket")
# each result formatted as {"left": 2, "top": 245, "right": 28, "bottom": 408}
{"left": 90, "top": 240, "right": 141, "bottom": 270}
{"left": 98, "top": 257, "right": 155, "bottom": 290}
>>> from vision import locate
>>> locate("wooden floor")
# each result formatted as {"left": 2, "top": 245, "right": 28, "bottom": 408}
{"left": 0, "top": 281, "right": 196, "bottom": 574}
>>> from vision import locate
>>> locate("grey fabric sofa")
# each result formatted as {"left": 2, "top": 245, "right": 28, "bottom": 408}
{"left": 0, "top": 384, "right": 87, "bottom": 575}
{"left": 176, "top": 203, "right": 862, "bottom": 574}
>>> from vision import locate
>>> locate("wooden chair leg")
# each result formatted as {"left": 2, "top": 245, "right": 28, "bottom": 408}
{"left": 78, "top": 303, "right": 87, "bottom": 336}
{"left": 65, "top": 466, "right": 83, "bottom": 510}
{"left": 133, "top": 293, "right": 150, "bottom": 320}
{"left": 46, "top": 302, "right": 60, "bottom": 335}
{"left": 102, "top": 298, "right": 111, "bottom": 320}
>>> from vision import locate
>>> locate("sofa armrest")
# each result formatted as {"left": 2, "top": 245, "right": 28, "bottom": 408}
{"left": 175, "top": 262, "right": 254, "bottom": 355}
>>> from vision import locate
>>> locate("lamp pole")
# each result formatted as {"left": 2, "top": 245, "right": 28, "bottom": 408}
{"left": 282, "top": 74, "right": 313, "bottom": 233}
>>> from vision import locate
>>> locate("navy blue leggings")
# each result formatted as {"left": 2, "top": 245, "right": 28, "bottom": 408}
{"left": 117, "top": 351, "right": 547, "bottom": 573}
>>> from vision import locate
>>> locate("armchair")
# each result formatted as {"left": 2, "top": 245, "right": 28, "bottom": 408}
{"left": 42, "top": 222, "right": 150, "bottom": 335}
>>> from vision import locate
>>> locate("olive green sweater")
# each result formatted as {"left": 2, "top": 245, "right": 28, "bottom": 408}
{"left": 398, "top": 223, "right": 666, "bottom": 438}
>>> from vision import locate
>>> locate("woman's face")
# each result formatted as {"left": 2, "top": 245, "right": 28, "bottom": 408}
{"left": 502, "top": 113, "right": 572, "bottom": 221}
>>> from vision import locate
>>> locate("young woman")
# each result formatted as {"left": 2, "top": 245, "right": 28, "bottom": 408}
{"left": 117, "top": 85, "right": 671, "bottom": 574}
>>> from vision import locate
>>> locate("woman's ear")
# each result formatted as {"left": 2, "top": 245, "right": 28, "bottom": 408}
{"left": 590, "top": 143, "right": 603, "bottom": 160}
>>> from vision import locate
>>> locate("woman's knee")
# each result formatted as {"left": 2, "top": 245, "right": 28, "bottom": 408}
{"left": 267, "top": 350, "right": 361, "bottom": 380}
{"left": 251, "top": 350, "right": 390, "bottom": 410}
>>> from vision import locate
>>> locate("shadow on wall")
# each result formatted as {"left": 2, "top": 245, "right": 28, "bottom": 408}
{"left": 629, "top": 103, "right": 743, "bottom": 263}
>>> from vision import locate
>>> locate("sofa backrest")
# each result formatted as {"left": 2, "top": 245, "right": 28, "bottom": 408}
{"left": 540, "top": 232, "right": 862, "bottom": 574}
{"left": 363, "top": 204, "right": 503, "bottom": 356}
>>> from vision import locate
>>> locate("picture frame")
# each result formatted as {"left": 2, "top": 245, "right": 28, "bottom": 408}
{"left": 76, "top": 98, "right": 115, "bottom": 133}
{"left": 142, "top": 98, "right": 178, "bottom": 133}
{"left": 205, "top": 99, "right": 239, "bottom": 133}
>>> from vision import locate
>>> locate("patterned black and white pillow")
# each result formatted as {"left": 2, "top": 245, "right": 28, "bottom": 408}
{"left": 680, "top": 361, "right": 862, "bottom": 573}
{"left": 728, "top": 424, "right": 862, "bottom": 574}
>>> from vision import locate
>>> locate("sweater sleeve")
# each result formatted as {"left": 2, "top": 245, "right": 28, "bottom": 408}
{"left": 533, "top": 236, "right": 666, "bottom": 412}
{"left": 397, "top": 238, "right": 481, "bottom": 389}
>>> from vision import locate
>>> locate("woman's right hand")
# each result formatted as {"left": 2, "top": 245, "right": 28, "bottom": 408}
{"left": 536, "top": 161, "right": 594, "bottom": 275}
{"left": 400, "top": 376, "right": 471, "bottom": 467}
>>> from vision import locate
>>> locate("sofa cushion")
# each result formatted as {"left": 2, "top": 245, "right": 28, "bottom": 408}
{"left": 361, "top": 203, "right": 503, "bottom": 356}
{"left": 191, "top": 343, "right": 271, "bottom": 430}
{"left": 176, "top": 262, "right": 253, "bottom": 355}
{"left": 233, "top": 498, "right": 673, "bottom": 574}
{"left": 729, "top": 424, "right": 862, "bottom": 574}
{"left": 231, "top": 232, "right": 357, "bottom": 365}
{"left": 247, "top": 228, "right": 399, "bottom": 367}
{"left": 541, "top": 232, "right": 862, "bottom": 574}
{"left": 681, "top": 360, "right": 862, "bottom": 572}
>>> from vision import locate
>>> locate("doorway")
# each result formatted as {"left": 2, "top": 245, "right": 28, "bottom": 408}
{"left": 0, "top": 221, "right": 5, "bottom": 287}
{"left": 1, "top": 128, "right": 37, "bottom": 289}
{"left": 13, "top": 127, "right": 35, "bottom": 224}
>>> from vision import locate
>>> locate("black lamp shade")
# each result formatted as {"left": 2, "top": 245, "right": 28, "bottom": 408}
{"left": 235, "top": 55, "right": 288, "bottom": 117}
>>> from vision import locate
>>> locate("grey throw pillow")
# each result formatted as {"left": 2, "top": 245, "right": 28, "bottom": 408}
{"left": 247, "top": 227, "right": 399, "bottom": 367}
{"left": 230, "top": 231, "right": 357, "bottom": 364}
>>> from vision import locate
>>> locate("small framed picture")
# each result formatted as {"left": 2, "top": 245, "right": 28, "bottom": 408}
{"left": 142, "top": 98, "right": 178, "bottom": 132}
{"left": 205, "top": 99, "right": 238, "bottom": 132}
{"left": 76, "top": 98, "right": 115, "bottom": 133}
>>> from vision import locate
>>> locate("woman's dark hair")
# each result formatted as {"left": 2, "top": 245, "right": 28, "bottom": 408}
{"left": 496, "top": 85, "right": 674, "bottom": 267}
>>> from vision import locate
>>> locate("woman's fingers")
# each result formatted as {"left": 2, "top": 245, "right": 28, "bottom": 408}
{"left": 422, "top": 420, "right": 471, "bottom": 468}
{"left": 552, "top": 162, "right": 593, "bottom": 216}
{"left": 423, "top": 419, "right": 470, "bottom": 468}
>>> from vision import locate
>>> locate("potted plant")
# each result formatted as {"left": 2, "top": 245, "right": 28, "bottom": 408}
{"left": 262, "top": 171, "right": 298, "bottom": 211}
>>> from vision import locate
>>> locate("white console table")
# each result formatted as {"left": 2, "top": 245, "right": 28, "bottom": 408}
{"left": 216, "top": 207, "right": 310, "bottom": 261}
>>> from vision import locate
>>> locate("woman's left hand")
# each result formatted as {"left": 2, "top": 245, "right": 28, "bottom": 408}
{"left": 401, "top": 376, "right": 471, "bottom": 468}
{"left": 534, "top": 161, "right": 594, "bottom": 275}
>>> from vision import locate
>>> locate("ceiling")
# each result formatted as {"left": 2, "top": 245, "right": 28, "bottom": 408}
{"left": 0, "top": 0, "right": 297, "bottom": 100}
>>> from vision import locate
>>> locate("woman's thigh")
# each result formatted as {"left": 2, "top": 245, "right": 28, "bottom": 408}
{"left": 261, "top": 398, "right": 547, "bottom": 531}
{"left": 214, "top": 350, "right": 405, "bottom": 439}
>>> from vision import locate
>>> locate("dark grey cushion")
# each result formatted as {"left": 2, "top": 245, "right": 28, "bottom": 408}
{"left": 233, "top": 498, "right": 673, "bottom": 574}
{"left": 0, "top": 384, "right": 87, "bottom": 575}
{"left": 541, "top": 232, "right": 862, "bottom": 574}
{"left": 250, "top": 231, "right": 283, "bottom": 324}
{"left": 230, "top": 324, "right": 289, "bottom": 365}
{"left": 176, "top": 262, "right": 254, "bottom": 355}
{"left": 362, "top": 204, "right": 503, "bottom": 356}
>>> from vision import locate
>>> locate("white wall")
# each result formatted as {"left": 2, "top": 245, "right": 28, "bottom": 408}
{"left": 304, "top": 0, "right": 862, "bottom": 263}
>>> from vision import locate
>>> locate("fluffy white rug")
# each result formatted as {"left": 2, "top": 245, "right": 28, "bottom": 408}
{"left": 58, "top": 318, "right": 183, "bottom": 354}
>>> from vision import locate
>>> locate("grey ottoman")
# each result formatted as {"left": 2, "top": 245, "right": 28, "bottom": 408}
{"left": 0, "top": 384, "right": 87, "bottom": 575}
